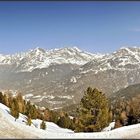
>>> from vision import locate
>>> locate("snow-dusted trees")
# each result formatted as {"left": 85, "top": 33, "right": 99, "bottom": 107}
{"left": 75, "top": 87, "right": 110, "bottom": 132}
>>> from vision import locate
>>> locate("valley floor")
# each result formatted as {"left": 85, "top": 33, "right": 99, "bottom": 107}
{"left": 0, "top": 103, "right": 140, "bottom": 139}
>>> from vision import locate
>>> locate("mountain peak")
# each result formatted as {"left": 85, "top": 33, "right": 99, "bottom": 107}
{"left": 71, "top": 46, "right": 82, "bottom": 52}
{"left": 32, "top": 47, "right": 46, "bottom": 53}
{"left": 57, "top": 46, "right": 82, "bottom": 53}
{"left": 119, "top": 46, "right": 140, "bottom": 51}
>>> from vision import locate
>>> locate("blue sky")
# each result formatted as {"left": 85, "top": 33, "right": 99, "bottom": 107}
{"left": 0, "top": 1, "right": 140, "bottom": 54}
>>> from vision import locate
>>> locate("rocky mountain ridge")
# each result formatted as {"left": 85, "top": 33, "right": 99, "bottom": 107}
{"left": 0, "top": 47, "right": 103, "bottom": 72}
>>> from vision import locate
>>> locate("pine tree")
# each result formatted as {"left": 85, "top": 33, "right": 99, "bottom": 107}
{"left": 25, "top": 101, "right": 37, "bottom": 119}
{"left": 25, "top": 101, "right": 31, "bottom": 116}
{"left": 75, "top": 87, "right": 110, "bottom": 132}
{"left": 16, "top": 92, "right": 25, "bottom": 113}
{"left": 49, "top": 111, "right": 59, "bottom": 124}
{"left": 44, "top": 108, "right": 51, "bottom": 121}
{"left": 8, "top": 96, "right": 13, "bottom": 108}
{"left": 2, "top": 94, "right": 9, "bottom": 107}
{"left": 10, "top": 98, "right": 19, "bottom": 121}
{"left": 30, "top": 105, "right": 37, "bottom": 119}
{"left": 40, "top": 120, "right": 46, "bottom": 130}
{"left": 57, "top": 113, "right": 74, "bottom": 130}
{"left": 128, "top": 96, "right": 140, "bottom": 124}
{"left": 26, "top": 114, "right": 32, "bottom": 126}
{"left": 0, "top": 92, "right": 3, "bottom": 103}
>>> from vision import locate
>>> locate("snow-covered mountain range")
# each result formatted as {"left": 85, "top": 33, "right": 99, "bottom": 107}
{"left": 1, "top": 46, "right": 140, "bottom": 109}
{"left": 1, "top": 46, "right": 140, "bottom": 72}
{"left": 0, "top": 47, "right": 103, "bottom": 72}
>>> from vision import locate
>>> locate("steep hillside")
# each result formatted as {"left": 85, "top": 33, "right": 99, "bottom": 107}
{"left": 111, "top": 83, "right": 140, "bottom": 100}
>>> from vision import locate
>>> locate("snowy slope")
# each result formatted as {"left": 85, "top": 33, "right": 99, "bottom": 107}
{"left": 0, "top": 103, "right": 73, "bottom": 138}
{"left": 0, "top": 103, "right": 140, "bottom": 138}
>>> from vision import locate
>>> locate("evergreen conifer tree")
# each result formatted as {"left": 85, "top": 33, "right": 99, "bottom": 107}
{"left": 2, "top": 94, "right": 9, "bottom": 107}
{"left": 25, "top": 101, "right": 37, "bottom": 119}
{"left": 10, "top": 98, "right": 19, "bottom": 121}
{"left": 75, "top": 87, "right": 110, "bottom": 132}
{"left": 40, "top": 120, "right": 46, "bottom": 130}
{"left": 0, "top": 92, "right": 3, "bottom": 103}
{"left": 26, "top": 114, "right": 32, "bottom": 126}
{"left": 57, "top": 113, "right": 74, "bottom": 129}
{"left": 16, "top": 93, "right": 25, "bottom": 113}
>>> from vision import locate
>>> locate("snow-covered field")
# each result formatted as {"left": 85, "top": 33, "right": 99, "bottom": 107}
{"left": 0, "top": 103, "right": 140, "bottom": 139}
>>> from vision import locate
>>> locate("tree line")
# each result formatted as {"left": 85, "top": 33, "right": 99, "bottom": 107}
{"left": 0, "top": 92, "right": 46, "bottom": 129}
{"left": 0, "top": 87, "right": 140, "bottom": 132}
{"left": 111, "top": 95, "right": 140, "bottom": 128}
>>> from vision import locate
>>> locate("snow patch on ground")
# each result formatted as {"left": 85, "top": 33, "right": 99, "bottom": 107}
{"left": 58, "top": 95, "right": 73, "bottom": 99}
{"left": 70, "top": 76, "right": 77, "bottom": 83}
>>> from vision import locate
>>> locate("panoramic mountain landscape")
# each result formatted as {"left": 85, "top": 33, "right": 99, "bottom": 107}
{"left": 1, "top": 1, "right": 140, "bottom": 139}
{"left": 1, "top": 46, "right": 140, "bottom": 138}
